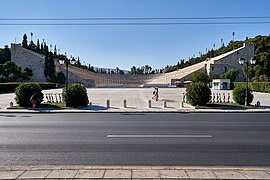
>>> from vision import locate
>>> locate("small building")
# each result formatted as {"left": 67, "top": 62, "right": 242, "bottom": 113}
{"left": 212, "top": 79, "right": 230, "bottom": 90}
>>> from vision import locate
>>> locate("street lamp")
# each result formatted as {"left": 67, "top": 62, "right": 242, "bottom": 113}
{"left": 59, "top": 53, "right": 76, "bottom": 91}
{"left": 238, "top": 56, "right": 256, "bottom": 106}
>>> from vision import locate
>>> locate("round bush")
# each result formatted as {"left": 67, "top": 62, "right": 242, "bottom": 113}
{"left": 15, "top": 83, "right": 44, "bottom": 107}
{"left": 62, "top": 83, "right": 89, "bottom": 107}
{"left": 186, "top": 82, "right": 211, "bottom": 106}
{"left": 233, "top": 85, "right": 253, "bottom": 105}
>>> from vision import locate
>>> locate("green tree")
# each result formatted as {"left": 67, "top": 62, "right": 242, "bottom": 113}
{"left": 40, "top": 43, "right": 44, "bottom": 54}
{"left": 54, "top": 45, "right": 57, "bottom": 58}
{"left": 0, "top": 61, "right": 32, "bottom": 82}
{"left": 54, "top": 71, "right": 66, "bottom": 84}
{"left": 220, "top": 69, "right": 239, "bottom": 82}
{"left": 129, "top": 66, "right": 137, "bottom": 74}
{"left": 253, "top": 65, "right": 263, "bottom": 77}
{"left": 233, "top": 85, "right": 253, "bottom": 105}
{"left": 115, "top": 67, "right": 120, "bottom": 74}
{"left": 22, "top": 67, "right": 33, "bottom": 81}
{"left": 144, "top": 65, "right": 152, "bottom": 74}
{"left": 190, "top": 71, "right": 209, "bottom": 83}
{"left": 0, "top": 45, "right": 11, "bottom": 64}
{"left": 22, "top": 34, "right": 28, "bottom": 48}
{"left": 186, "top": 82, "right": 211, "bottom": 106}
{"left": 44, "top": 50, "right": 49, "bottom": 78}
{"left": 208, "top": 73, "right": 220, "bottom": 81}
{"left": 47, "top": 52, "right": 56, "bottom": 81}
{"left": 36, "top": 39, "right": 40, "bottom": 53}
{"left": 15, "top": 83, "right": 44, "bottom": 107}
{"left": 62, "top": 83, "right": 89, "bottom": 107}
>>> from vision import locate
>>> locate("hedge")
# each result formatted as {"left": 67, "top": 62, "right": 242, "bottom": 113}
{"left": 15, "top": 83, "right": 44, "bottom": 107}
{"left": 0, "top": 82, "right": 57, "bottom": 93}
{"left": 233, "top": 82, "right": 270, "bottom": 93}
{"left": 62, "top": 83, "right": 89, "bottom": 107}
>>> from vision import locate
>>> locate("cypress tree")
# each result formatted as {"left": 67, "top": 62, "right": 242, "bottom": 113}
{"left": 48, "top": 52, "right": 55, "bottom": 81}
{"left": 54, "top": 45, "right": 57, "bottom": 58}
{"left": 40, "top": 43, "right": 44, "bottom": 54}
{"left": 22, "top": 34, "right": 28, "bottom": 48}
{"left": 44, "top": 49, "right": 49, "bottom": 78}
{"left": 37, "top": 39, "right": 40, "bottom": 53}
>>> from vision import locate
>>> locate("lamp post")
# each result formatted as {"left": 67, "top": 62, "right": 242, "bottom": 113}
{"left": 238, "top": 56, "right": 256, "bottom": 106}
{"left": 59, "top": 53, "right": 76, "bottom": 91}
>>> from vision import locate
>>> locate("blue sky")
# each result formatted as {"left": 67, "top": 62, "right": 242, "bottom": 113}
{"left": 0, "top": 0, "right": 270, "bottom": 70}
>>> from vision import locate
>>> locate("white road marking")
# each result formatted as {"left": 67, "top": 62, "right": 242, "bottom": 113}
{"left": 107, "top": 135, "right": 212, "bottom": 138}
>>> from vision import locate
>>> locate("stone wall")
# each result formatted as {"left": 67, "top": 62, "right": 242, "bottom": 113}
{"left": 11, "top": 44, "right": 95, "bottom": 87}
{"left": 11, "top": 44, "right": 47, "bottom": 82}
{"left": 10, "top": 42, "right": 254, "bottom": 86}
{"left": 55, "top": 62, "right": 95, "bottom": 87}
{"left": 206, "top": 43, "right": 254, "bottom": 79}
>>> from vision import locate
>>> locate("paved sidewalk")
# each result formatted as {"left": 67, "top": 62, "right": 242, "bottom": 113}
{"left": 0, "top": 166, "right": 270, "bottom": 179}
{"left": 1, "top": 88, "right": 270, "bottom": 113}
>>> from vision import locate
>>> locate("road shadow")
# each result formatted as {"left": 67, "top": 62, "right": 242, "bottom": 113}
{"left": 159, "top": 99, "right": 177, "bottom": 102}
{"left": 164, "top": 106, "right": 176, "bottom": 109}
{"left": 125, "top": 107, "right": 136, "bottom": 109}
{"left": 79, "top": 105, "right": 107, "bottom": 110}
{"left": 0, "top": 114, "right": 32, "bottom": 118}
{"left": 150, "top": 106, "right": 162, "bottom": 109}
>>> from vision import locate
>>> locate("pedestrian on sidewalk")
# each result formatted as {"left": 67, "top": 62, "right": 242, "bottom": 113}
{"left": 30, "top": 93, "right": 37, "bottom": 110}
{"left": 152, "top": 87, "right": 159, "bottom": 101}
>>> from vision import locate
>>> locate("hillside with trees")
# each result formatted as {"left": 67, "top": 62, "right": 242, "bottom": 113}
{"left": 18, "top": 33, "right": 270, "bottom": 82}
{"left": 161, "top": 35, "right": 270, "bottom": 82}
{"left": 0, "top": 46, "right": 32, "bottom": 82}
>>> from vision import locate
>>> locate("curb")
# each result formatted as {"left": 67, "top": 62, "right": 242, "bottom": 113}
{"left": 1, "top": 109, "right": 270, "bottom": 113}
{"left": 0, "top": 166, "right": 270, "bottom": 180}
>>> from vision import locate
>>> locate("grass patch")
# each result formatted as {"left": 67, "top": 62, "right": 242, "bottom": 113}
{"left": 10, "top": 103, "right": 65, "bottom": 109}
{"left": 196, "top": 103, "right": 263, "bottom": 109}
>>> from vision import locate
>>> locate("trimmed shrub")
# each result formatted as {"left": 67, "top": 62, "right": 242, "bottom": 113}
{"left": 38, "top": 82, "right": 57, "bottom": 90}
{"left": 232, "top": 85, "right": 253, "bottom": 105}
{"left": 186, "top": 82, "right": 211, "bottom": 106}
{"left": 0, "top": 82, "right": 57, "bottom": 93}
{"left": 233, "top": 82, "right": 270, "bottom": 93}
{"left": 0, "top": 82, "right": 20, "bottom": 93}
{"left": 15, "top": 83, "right": 44, "bottom": 107}
{"left": 62, "top": 83, "right": 89, "bottom": 107}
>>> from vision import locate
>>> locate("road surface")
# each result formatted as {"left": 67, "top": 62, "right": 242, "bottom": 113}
{"left": 0, "top": 113, "right": 269, "bottom": 166}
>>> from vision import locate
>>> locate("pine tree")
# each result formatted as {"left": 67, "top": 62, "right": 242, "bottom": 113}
{"left": 22, "top": 34, "right": 28, "bottom": 48}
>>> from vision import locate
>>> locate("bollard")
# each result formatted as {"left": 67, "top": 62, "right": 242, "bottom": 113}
{"left": 10, "top": 102, "right": 13, "bottom": 108}
{"left": 106, "top": 100, "right": 110, "bottom": 108}
{"left": 123, "top": 100, "right": 127, "bottom": 108}
{"left": 163, "top": 101, "right": 167, "bottom": 108}
{"left": 88, "top": 102, "right": 92, "bottom": 107}
{"left": 148, "top": 100, "right": 151, "bottom": 108}
{"left": 181, "top": 101, "right": 184, "bottom": 108}
{"left": 256, "top": 101, "right": 260, "bottom": 107}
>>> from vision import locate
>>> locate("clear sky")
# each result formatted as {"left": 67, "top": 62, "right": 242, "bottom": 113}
{"left": 0, "top": 0, "right": 270, "bottom": 70}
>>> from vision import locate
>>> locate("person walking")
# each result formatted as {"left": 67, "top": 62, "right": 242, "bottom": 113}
{"left": 152, "top": 87, "right": 159, "bottom": 101}
{"left": 30, "top": 93, "right": 37, "bottom": 110}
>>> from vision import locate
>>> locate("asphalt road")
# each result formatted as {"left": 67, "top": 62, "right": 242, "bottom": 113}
{"left": 0, "top": 113, "right": 270, "bottom": 166}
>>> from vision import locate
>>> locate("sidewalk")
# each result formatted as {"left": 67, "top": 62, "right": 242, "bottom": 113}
{"left": 1, "top": 166, "right": 270, "bottom": 179}
{"left": 1, "top": 88, "right": 270, "bottom": 113}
